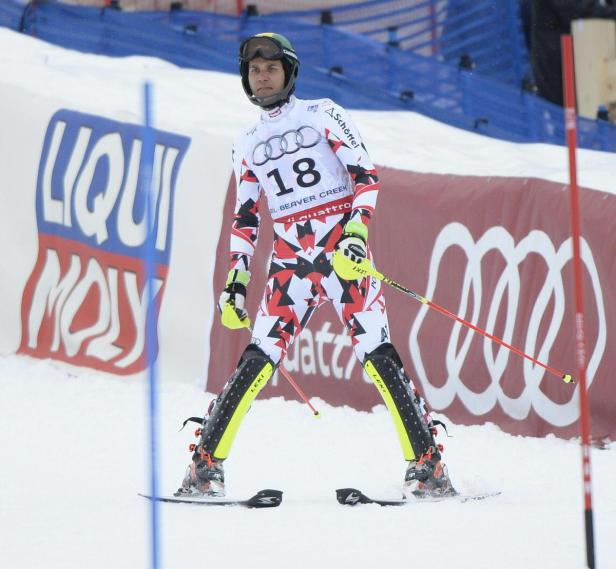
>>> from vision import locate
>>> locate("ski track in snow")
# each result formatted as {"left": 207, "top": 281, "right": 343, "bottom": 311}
{"left": 1, "top": 355, "right": 614, "bottom": 569}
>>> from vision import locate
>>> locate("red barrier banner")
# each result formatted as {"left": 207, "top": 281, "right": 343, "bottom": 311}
{"left": 208, "top": 168, "right": 615, "bottom": 441}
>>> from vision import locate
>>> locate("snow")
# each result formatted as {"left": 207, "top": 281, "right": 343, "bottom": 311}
{"left": 2, "top": 355, "right": 615, "bottom": 569}
{"left": 1, "top": 28, "right": 615, "bottom": 569}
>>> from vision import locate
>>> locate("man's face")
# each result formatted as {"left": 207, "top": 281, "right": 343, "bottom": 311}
{"left": 247, "top": 57, "right": 285, "bottom": 98}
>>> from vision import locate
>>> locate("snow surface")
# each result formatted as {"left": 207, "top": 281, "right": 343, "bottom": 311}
{"left": 1, "top": 355, "right": 615, "bottom": 569}
{"left": 1, "top": 29, "right": 615, "bottom": 569}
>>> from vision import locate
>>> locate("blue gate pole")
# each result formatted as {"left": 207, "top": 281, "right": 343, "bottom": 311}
{"left": 142, "top": 80, "right": 161, "bottom": 569}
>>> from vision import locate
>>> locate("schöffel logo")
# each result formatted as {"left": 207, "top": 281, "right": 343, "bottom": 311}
{"left": 19, "top": 110, "right": 190, "bottom": 374}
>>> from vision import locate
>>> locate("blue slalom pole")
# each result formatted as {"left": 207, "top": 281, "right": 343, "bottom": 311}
{"left": 142, "top": 81, "right": 161, "bottom": 569}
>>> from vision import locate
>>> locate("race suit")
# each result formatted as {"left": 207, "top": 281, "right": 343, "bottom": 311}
{"left": 229, "top": 95, "right": 388, "bottom": 363}
{"left": 196, "top": 96, "right": 439, "bottom": 464}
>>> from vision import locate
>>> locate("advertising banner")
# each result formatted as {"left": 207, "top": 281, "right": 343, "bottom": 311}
{"left": 18, "top": 109, "right": 190, "bottom": 374}
{"left": 208, "top": 168, "right": 615, "bottom": 440}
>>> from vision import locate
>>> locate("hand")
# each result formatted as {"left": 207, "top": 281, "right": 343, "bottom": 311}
{"left": 333, "top": 220, "right": 369, "bottom": 280}
{"left": 218, "top": 269, "right": 251, "bottom": 329}
{"left": 336, "top": 220, "right": 367, "bottom": 261}
{"left": 336, "top": 234, "right": 367, "bottom": 264}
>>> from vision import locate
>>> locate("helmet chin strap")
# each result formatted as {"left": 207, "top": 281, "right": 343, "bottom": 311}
{"left": 252, "top": 92, "right": 290, "bottom": 110}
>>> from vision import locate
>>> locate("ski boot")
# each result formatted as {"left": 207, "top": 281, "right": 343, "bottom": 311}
{"left": 175, "top": 415, "right": 225, "bottom": 497}
{"left": 175, "top": 451, "right": 225, "bottom": 497}
{"left": 403, "top": 449, "right": 456, "bottom": 499}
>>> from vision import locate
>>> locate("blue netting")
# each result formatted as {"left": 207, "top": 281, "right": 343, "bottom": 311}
{"left": 1, "top": 0, "right": 614, "bottom": 151}
{"left": 0, "top": 0, "right": 28, "bottom": 29}
{"left": 266, "top": 0, "right": 531, "bottom": 87}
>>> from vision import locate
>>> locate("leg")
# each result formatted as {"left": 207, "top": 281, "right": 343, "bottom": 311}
{"left": 325, "top": 252, "right": 389, "bottom": 362}
{"left": 364, "top": 343, "right": 455, "bottom": 498}
{"left": 249, "top": 258, "right": 321, "bottom": 365}
{"left": 177, "top": 262, "right": 320, "bottom": 496}
{"left": 176, "top": 343, "right": 274, "bottom": 497}
{"left": 325, "top": 257, "right": 455, "bottom": 497}
{"left": 326, "top": 264, "right": 430, "bottom": 459}
{"left": 207, "top": 262, "right": 320, "bottom": 455}
{"left": 199, "top": 344, "right": 275, "bottom": 460}
{"left": 363, "top": 342, "right": 435, "bottom": 462}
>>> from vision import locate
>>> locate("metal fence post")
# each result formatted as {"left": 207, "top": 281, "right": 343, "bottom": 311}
{"left": 429, "top": 0, "right": 438, "bottom": 55}
{"left": 504, "top": 0, "right": 524, "bottom": 85}
{"left": 596, "top": 111, "right": 610, "bottom": 151}
{"left": 523, "top": 90, "right": 539, "bottom": 141}
{"left": 460, "top": 69, "right": 473, "bottom": 118}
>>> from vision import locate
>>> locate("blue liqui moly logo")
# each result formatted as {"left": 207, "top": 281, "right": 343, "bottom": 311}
{"left": 19, "top": 110, "right": 190, "bottom": 374}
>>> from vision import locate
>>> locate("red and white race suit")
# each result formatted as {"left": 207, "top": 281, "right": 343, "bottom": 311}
{"left": 229, "top": 95, "right": 389, "bottom": 364}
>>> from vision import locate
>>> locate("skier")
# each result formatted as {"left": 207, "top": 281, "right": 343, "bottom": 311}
{"left": 176, "top": 33, "right": 455, "bottom": 499}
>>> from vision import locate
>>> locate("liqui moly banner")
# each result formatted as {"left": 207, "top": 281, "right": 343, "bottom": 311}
{"left": 19, "top": 110, "right": 190, "bottom": 374}
{"left": 208, "top": 168, "right": 615, "bottom": 440}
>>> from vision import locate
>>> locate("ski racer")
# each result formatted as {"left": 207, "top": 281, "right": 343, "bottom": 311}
{"left": 176, "top": 32, "right": 456, "bottom": 499}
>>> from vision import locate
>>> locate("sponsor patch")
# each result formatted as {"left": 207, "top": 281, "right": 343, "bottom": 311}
{"left": 324, "top": 107, "right": 360, "bottom": 148}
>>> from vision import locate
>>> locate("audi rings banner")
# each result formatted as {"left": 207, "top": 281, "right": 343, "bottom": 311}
{"left": 208, "top": 168, "right": 615, "bottom": 441}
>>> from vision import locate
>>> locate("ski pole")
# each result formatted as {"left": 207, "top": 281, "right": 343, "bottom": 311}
{"left": 332, "top": 252, "right": 574, "bottom": 384}
{"left": 221, "top": 304, "right": 321, "bottom": 416}
{"left": 278, "top": 365, "right": 321, "bottom": 417}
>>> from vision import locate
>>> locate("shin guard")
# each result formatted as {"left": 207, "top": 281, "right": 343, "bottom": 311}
{"left": 199, "top": 344, "right": 274, "bottom": 460}
{"left": 364, "top": 343, "right": 436, "bottom": 461}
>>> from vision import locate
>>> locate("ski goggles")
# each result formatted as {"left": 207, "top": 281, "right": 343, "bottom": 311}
{"left": 239, "top": 36, "right": 297, "bottom": 63}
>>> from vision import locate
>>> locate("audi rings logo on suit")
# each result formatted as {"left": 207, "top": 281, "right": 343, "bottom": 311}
{"left": 252, "top": 126, "right": 321, "bottom": 166}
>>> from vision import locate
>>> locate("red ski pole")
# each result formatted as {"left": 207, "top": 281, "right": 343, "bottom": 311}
{"left": 332, "top": 251, "right": 574, "bottom": 384}
{"left": 233, "top": 318, "right": 321, "bottom": 417}
{"left": 278, "top": 365, "right": 320, "bottom": 417}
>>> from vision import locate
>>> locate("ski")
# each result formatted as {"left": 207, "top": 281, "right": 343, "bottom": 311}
{"left": 139, "top": 488, "right": 283, "bottom": 508}
{"left": 336, "top": 487, "right": 501, "bottom": 506}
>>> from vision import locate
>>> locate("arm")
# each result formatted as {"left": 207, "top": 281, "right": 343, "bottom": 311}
{"left": 229, "top": 143, "right": 261, "bottom": 274}
{"left": 218, "top": 143, "right": 262, "bottom": 329}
